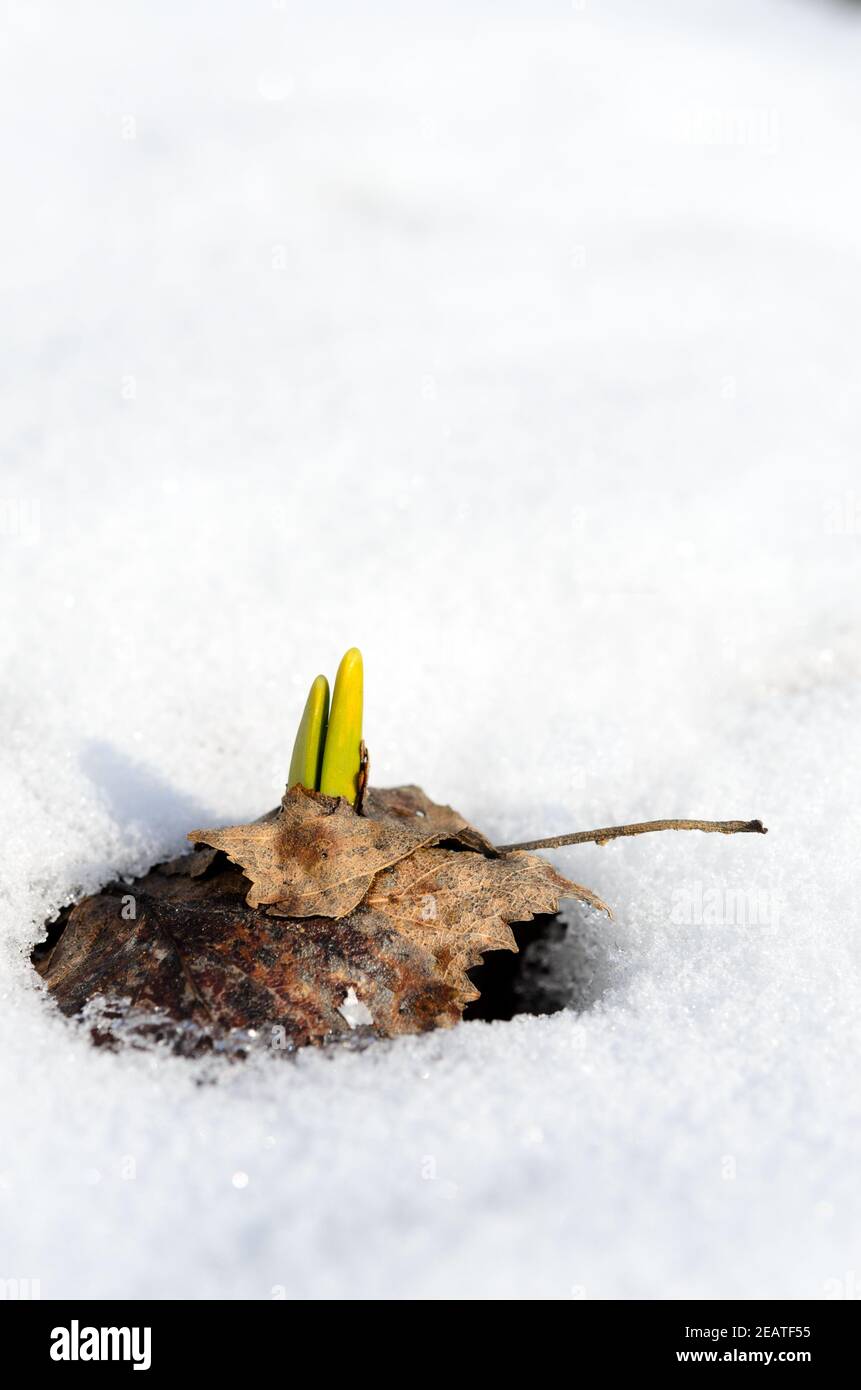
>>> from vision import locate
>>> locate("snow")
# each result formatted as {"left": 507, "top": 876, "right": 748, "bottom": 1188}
{"left": 338, "top": 987, "right": 375, "bottom": 1030}
{"left": 2, "top": 0, "right": 861, "bottom": 1299}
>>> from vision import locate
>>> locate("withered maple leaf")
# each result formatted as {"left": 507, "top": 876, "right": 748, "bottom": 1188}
{"left": 186, "top": 784, "right": 497, "bottom": 919}
{"left": 36, "top": 785, "right": 608, "bottom": 1055}
{"left": 362, "top": 845, "right": 606, "bottom": 1013}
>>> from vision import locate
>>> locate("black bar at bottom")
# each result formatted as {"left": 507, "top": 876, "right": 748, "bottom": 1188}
{"left": 1, "top": 1298, "right": 856, "bottom": 1374}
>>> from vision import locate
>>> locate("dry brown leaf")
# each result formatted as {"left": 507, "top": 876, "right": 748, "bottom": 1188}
{"left": 189, "top": 783, "right": 496, "bottom": 919}
{"left": 38, "top": 784, "right": 607, "bottom": 1054}
{"left": 362, "top": 845, "right": 607, "bottom": 1011}
{"left": 363, "top": 784, "right": 497, "bottom": 856}
{"left": 36, "top": 857, "right": 466, "bottom": 1052}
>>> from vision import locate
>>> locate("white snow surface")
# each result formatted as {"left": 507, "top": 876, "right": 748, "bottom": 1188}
{"left": 2, "top": 0, "right": 861, "bottom": 1299}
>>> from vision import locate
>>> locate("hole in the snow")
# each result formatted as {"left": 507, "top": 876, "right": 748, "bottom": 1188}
{"left": 464, "top": 915, "right": 566, "bottom": 1021}
{"left": 464, "top": 907, "right": 609, "bottom": 1022}
{"left": 31, "top": 905, "right": 71, "bottom": 970}
{"left": 31, "top": 884, "right": 613, "bottom": 1047}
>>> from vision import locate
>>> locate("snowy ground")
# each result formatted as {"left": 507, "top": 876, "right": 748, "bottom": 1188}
{"left": 2, "top": 0, "right": 861, "bottom": 1299}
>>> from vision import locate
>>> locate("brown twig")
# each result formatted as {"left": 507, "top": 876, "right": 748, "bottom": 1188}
{"left": 496, "top": 818, "right": 767, "bottom": 853}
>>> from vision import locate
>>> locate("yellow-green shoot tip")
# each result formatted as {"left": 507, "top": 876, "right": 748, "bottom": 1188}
{"left": 288, "top": 674, "right": 330, "bottom": 791}
{"left": 319, "top": 647, "right": 363, "bottom": 801}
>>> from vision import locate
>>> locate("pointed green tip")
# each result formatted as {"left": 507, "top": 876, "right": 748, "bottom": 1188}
{"left": 289, "top": 674, "right": 330, "bottom": 790}
{"left": 319, "top": 647, "right": 363, "bottom": 801}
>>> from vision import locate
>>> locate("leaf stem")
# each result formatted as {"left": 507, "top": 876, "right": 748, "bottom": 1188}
{"left": 496, "top": 818, "right": 767, "bottom": 853}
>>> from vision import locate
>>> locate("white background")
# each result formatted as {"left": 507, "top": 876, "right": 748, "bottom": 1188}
{"left": 1, "top": 0, "right": 860, "bottom": 1298}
